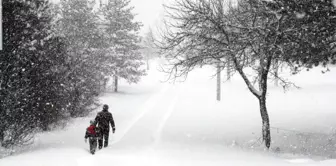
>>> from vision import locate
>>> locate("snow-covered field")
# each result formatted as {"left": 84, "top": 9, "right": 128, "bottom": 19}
{"left": 1, "top": 59, "right": 336, "bottom": 166}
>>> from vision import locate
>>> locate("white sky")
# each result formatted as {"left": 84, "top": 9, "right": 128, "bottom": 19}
{"left": 130, "top": 0, "right": 166, "bottom": 35}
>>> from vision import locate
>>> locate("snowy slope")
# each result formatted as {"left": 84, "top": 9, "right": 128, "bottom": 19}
{"left": 1, "top": 60, "right": 336, "bottom": 166}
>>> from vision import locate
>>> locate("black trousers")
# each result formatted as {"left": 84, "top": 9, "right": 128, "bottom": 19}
{"left": 98, "top": 127, "right": 110, "bottom": 148}
{"left": 89, "top": 137, "right": 97, "bottom": 154}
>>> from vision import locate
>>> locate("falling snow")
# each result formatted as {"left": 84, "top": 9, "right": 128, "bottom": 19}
{"left": 295, "top": 12, "right": 306, "bottom": 19}
{"left": 1, "top": 0, "right": 336, "bottom": 166}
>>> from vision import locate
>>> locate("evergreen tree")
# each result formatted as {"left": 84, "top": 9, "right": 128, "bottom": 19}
{"left": 0, "top": 0, "right": 69, "bottom": 147}
{"left": 265, "top": 0, "right": 336, "bottom": 71}
{"left": 56, "top": 0, "right": 103, "bottom": 117}
{"left": 99, "top": 0, "right": 146, "bottom": 92}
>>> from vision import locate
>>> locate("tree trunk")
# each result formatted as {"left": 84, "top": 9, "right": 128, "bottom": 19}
{"left": 231, "top": 52, "right": 272, "bottom": 149}
{"left": 114, "top": 75, "right": 118, "bottom": 92}
{"left": 258, "top": 54, "right": 272, "bottom": 149}
{"left": 274, "top": 60, "right": 279, "bottom": 86}
{"left": 99, "top": 0, "right": 103, "bottom": 8}
{"left": 0, "top": 131, "right": 4, "bottom": 146}
{"left": 227, "top": 60, "right": 231, "bottom": 81}
{"left": 103, "top": 78, "right": 108, "bottom": 91}
{"left": 259, "top": 95, "right": 271, "bottom": 149}
{"left": 216, "top": 63, "right": 221, "bottom": 101}
{"left": 147, "top": 59, "right": 150, "bottom": 70}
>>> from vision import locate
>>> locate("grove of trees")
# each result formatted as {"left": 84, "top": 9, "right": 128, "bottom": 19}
{"left": 0, "top": 0, "right": 145, "bottom": 148}
{"left": 158, "top": 0, "right": 336, "bottom": 149}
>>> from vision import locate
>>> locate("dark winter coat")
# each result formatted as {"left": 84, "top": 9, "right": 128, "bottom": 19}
{"left": 94, "top": 109, "right": 115, "bottom": 130}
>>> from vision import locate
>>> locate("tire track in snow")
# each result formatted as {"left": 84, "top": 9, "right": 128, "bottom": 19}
{"left": 111, "top": 84, "right": 170, "bottom": 144}
{"left": 152, "top": 96, "right": 179, "bottom": 145}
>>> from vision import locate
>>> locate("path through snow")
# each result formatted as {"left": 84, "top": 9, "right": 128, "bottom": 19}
{"left": 1, "top": 60, "right": 336, "bottom": 166}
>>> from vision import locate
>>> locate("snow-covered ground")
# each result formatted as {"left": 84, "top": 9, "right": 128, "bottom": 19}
{"left": 1, "top": 59, "right": 336, "bottom": 166}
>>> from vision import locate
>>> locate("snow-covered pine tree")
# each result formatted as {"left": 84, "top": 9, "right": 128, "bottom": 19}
{"left": 55, "top": 0, "right": 104, "bottom": 117}
{"left": 99, "top": 0, "right": 146, "bottom": 92}
{"left": 0, "top": 0, "right": 69, "bottom": 147}
{"left": 268, "top": 0, "right": 336, "bottom": 70}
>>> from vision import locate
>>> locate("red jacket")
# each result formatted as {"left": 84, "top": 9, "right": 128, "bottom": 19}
{"left": 85, "top": 125, "right": 97, "bottom": 138}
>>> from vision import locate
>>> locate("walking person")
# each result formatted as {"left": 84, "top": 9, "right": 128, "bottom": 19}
{"left": 95, "top": 104, "right": 116, "bottom": 149}
{"left": 84, "top": 120, "right": 99, "bottom": 154}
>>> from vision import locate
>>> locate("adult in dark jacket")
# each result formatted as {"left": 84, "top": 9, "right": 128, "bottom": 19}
{"left": 95, "top": 104, "right": 115, "bottom": 149}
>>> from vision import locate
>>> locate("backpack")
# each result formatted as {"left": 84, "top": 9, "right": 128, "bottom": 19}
{"left": 87, "top": 125, "right": 96, "bottom": 136}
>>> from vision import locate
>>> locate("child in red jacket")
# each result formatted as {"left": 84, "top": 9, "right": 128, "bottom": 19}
{"left": 85, "top": 120, "right": 98, "bottom": 154}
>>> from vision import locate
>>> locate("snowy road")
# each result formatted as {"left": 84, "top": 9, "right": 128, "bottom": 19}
{"left": 111, "top": 83, "right": 180, "bottom": 149}
{"left": 1, "top": 61, "right": 336, "bottom": 166}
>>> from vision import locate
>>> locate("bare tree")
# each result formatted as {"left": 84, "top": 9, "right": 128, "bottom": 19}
{"left": 158, "top": 0, "right": 336, "bottom": 149}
